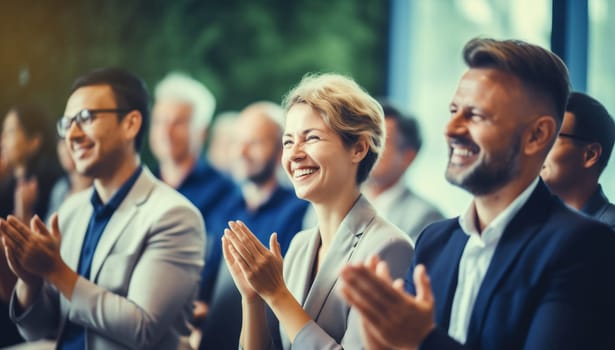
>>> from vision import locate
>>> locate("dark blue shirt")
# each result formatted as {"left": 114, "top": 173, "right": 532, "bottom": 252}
{"left": 59, "top": 166, "right": 143, "bottom": 350}
{"left": 154, "top": 158, "right": 237, "bottom": 301}
{"left": 154, "top": 158, "right": 237, "bottom": 232}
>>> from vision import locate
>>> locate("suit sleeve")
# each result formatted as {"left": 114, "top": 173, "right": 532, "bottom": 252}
{"left": 66, "top": 204, "right": 204, "bottom": 348}
{"left": 9, "top": 281, "right": 61, "bottom": 340}
{"left": 292, "top": 236, "right": 414, "bottom": 350}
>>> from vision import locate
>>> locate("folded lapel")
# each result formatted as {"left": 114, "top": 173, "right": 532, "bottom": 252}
{"left": 432, "top": 227, "right": 470, "bottom": 331}
{"left": 61, "top": 195, "right": 94, "bottom": 271}
{"left": 465, "top": 181, "right": 553, "bottom": 344}
{"left": 290, "top": 228, "right": 321, "bottom": 306}
{"left": 90, "top": 169, "right": 155, "bottom": 282}
{"left": 302, "top": 196, "right": 374, "bottom": 320}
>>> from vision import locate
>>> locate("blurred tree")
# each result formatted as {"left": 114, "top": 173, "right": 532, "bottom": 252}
{"left": 0, "top": 0, "right": 388, "bottom": 165}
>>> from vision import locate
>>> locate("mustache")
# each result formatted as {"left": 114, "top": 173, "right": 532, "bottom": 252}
{"left": 448, "top": 137, "right": 480, "bottom": 153}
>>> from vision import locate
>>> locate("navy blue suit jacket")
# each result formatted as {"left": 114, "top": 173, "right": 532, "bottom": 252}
{"left": 407, "top": 181, "right": 615, "bottom": 350}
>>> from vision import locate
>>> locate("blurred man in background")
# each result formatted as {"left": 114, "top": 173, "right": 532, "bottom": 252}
{"left": 206, "top": 111, "right": 238, "bottom": 175}
{"left": 150, "top": 72, "right": 237, "bottom": 311}
{"left": 541, "top": 91, "right": 615, "bottom": 229}
{"left": 364, "top": 102, "right": 444, "bottom": 242}
{"left": 199, "top": 101, "right": 308, "bottom": 350}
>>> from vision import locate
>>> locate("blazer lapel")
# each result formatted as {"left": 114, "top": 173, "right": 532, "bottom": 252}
{"left": 90, "top": 169, "right": 155, "bottom": 282}
{"left": 302, "top": 196, "right": 374, "bottom": 320}
{"left": 61, "top": 197, "right": 93, "bottom": 271}
{"left": 432, "top": 227, "right": 470, "bottom": 331}
{"left": 291, "top": 228, "right": 321, "bottom": 305}
{"left": 465, "top": 181, "right": 553, "bottom": 344}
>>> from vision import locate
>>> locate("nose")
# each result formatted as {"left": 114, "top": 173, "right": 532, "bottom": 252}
{"left": 64, "top": 119, "right": 85, "bottom": 140}
{"left": 285, "top": 141, "right": 306, "bottom": 162}
{"left": 445, "top": 110, "right": 468, "bottom": 138}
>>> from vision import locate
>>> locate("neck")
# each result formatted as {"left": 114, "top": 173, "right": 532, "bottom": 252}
{"left": 241, "top": 177, "right": 277, "bottom": 211}
{"left": 68, "top": 172, "right": 93, "bottom": 193}
{"left": 363, "top": 177, "right": 400, "bottom": 200}
{"left": 473, "top": 176, "right": 536, "bottom": 232}
{"left": 13, "top": 165, "right": 26, "bottom": 179}
{"left": 94, "top": 154, "right": 140, "bottom": 203}
{"left": 159, "top": 156, "right": 196, "bottom": 188}
{"left": 554, "top": 178, "right": 598, "bottom": 211}
{"left": 312, "top": 186, "right": 361, "bottom": 250}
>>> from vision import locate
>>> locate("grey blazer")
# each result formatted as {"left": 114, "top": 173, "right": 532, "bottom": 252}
{"left": 278, "top": 196, "right": 413, "bottom": 350}
{"left": 10, "top": 168, "right": 205, "bottom": 349}
{"left": 376, "top": 186, "right": 444, "bottom": 243}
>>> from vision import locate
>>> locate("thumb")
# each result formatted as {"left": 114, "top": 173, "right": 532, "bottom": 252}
{"left": 50, "top": 214, "right": 61, "bottom": 241}
{"left": 31, "top": 215, "right": 47, "bottom": 235}
{"left": 270, "top": 232, "right": 282, "bottom": 258}
{"left": 414, "top": 264, "right": 433, "bottom": 304}
{"left": 221, "top": 235, "right": 235, "bottom": 265}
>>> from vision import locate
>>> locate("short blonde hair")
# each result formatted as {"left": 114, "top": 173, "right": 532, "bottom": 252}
{"left": 282, "top": 73, "right": 385, "bottom": 184}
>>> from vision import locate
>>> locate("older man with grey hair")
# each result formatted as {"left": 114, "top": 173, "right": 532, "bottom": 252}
{"left": 150, "top": 72, "right": 236, "bottom": 312}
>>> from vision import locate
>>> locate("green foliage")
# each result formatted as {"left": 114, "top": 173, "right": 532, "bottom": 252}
{"left": 0, "top": 0, "right": 388, "bottom": 120}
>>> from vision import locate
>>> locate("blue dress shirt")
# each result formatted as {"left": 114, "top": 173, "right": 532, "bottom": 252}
{"left": 153, "top": 158, "right": 236, "bottom": 301}
{"left": 59, "top": 166, "right": 142, "bottom": 350}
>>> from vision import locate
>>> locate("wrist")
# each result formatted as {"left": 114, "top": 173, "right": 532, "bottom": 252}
{"left": 263, "top": 287, "right": 291, "bottom": 309}
{"left": 15, "top": 278, "right": 43, "bottom": 309}
{"left": 45, "top": 261, "right": 78, "bottom": 300}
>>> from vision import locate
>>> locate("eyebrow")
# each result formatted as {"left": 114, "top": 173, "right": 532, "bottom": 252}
{"left": 283, "top": 128, "right": 324, "bottom": 138}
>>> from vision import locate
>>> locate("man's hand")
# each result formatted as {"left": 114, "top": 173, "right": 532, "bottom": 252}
{"left": 341, "top": 256, "right": 436, "bottom": 350}
{"left": 0, "top": 215, "right": 63, "bottom": 278}
{"left": 1, "top": 214, "right": 78, "bottom": 300}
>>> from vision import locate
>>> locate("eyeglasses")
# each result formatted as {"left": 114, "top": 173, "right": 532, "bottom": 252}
{"left": 558, "top": 132, "right": 595, "bottom": 143}
{"left": 56, "top": 109, "right": 130, "bottom": 138}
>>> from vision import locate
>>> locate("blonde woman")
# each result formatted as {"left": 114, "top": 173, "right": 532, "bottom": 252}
{"left": 223, "top": 73, "right": 413, "bottom": 349}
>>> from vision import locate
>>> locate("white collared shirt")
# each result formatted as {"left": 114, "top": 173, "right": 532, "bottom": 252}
{"left": 447, "top": 177, "right": 539, "bottom": 343}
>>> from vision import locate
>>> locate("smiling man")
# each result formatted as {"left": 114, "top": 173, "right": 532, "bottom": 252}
{"left": 0, "top": 68, "right": 204, "bottom": 349}
{"left": 541, "top": 92, "right": 615, "bottom": 229}
{"left": 341, "top": 38, "right": 615, "bottom": 350}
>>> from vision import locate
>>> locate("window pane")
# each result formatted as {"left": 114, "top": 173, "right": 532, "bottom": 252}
{"left": 588, "top": 0, "right": 615, "bottom": 200}
{"left": 391, "top": 0, "right": 552, "bottom": 216}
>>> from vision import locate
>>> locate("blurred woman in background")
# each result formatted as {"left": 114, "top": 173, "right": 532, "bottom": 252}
{"left": 0, "top": 104, "right": 62, "bottom": 347}
{"left": 0, "top": 104, "right": 62, "bottom": 221}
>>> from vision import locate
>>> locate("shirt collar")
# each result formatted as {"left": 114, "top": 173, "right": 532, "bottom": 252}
{"left": 581, "top": 184, "right": 610, "bottom": 216}
{"left": 458, "top": 177, "right": 539, "bottom": 245}
{"left": 90, "top": 166, "right": 143, "bottom": 217}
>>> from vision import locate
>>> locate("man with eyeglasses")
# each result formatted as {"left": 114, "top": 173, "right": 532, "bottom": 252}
{"left": 541, "top": 92, "right": 615, "bottom": 230}
{"left": 0, "top": 67, "right": 205, "bottom": 349}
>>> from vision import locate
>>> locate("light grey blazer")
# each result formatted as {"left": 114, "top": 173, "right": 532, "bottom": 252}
{"left": 278, "top": 195, "right": 413, "bottom": 350}
{"left": 10, "top": 168, "right": 205, "bottom": 349}
{"left": 376, "top": 186, "right": 444, "bottom": 243}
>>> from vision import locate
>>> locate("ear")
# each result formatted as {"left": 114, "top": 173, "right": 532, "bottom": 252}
{"left": 122, "top": 110, "right": 142, "bottom": 142}
{"left": 523, "top": 116, "right": 557, "bottom": 156}
{"left": 351, "top": 137, "right": 369, "bottom": 164}
{"left": 582, "top": 143, "right": 602, "bottom": 169}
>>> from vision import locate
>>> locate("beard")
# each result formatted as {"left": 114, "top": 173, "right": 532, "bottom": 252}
{"left": 246, "top": 156, "right": 278, "bottom": 186}
{"left": 445, "top": 131, "right": 522, "bottom": 196}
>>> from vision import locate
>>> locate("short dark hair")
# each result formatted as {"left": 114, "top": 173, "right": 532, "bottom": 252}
{"left": 463, "top": 38, "right": 571, "bottom": 124}
{"left": 70, "top": 67, "right": 150, "bottom": 151}
{"left": 566, "top": 92, "right": 615, "bottom": 172}
{"left": 381, "top": 102, "right": 422, "bottom": 152}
